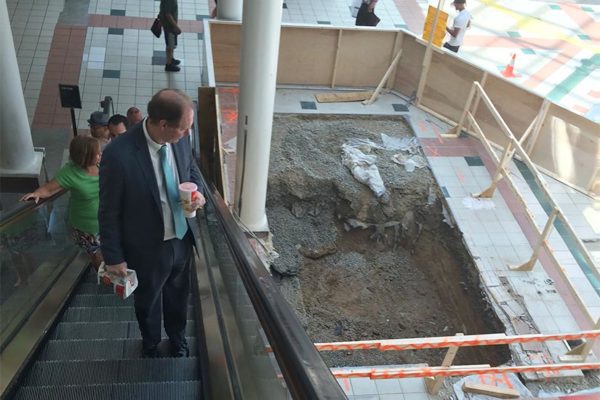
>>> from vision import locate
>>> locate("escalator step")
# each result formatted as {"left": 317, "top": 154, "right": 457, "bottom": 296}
{"left": 74, "top": 282, "right": 115, "bottom": 295}
{"left": 49, "top": 321, "right": 196, "bottom": 340}
{"left": 49, "top": 322, "right": 128, "bottom": 340}
{"left": 82, "top": 270, "right": 101, "bottom": 283}
{"left": 13, "top": 381, "right": 202, "bottom": 400}
{"left": 61, "top": 307, "right": 135, "bottom": 323}
{"left": 69, "top": 294, "right": 134, "bottom": 307}
{"left": 13, "top": 384, "right": 111, "bottom": 400}
{"left": 62, "top": 306, "right": 195, "bottom": 322}
{"left": 113, "top": 380, "right": 202, "bottom": 399}
{"left": 70, "top": 294, "right": 194, "bottom": 307}
{"left": 38, "top": 339, "right": 125, "bottom": 361}
{"left": 24, "top": 358, "right": 199, "bottom": 386}
{"left": 39, "top": 338, "right": 198, "bottom": 361}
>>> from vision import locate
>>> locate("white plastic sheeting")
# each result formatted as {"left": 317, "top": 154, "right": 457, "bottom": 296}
{"left": 341, "top": 134, "right": 424, "bottom": 197}
{"left": 341, "top": 142, "right": 386, "bottom": 198}
{"left": 462, "top": 197, "right": 496, "bottom": 210}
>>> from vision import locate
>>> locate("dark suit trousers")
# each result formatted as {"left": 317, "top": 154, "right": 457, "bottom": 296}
{"left": 132, "top": 232, "right": 193, "bottom": 349}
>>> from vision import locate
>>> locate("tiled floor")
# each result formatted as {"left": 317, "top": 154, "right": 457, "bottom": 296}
{"left": 7, "top": 0, "right": 600, "bottom": 398}
{"left": 9, "top": 0, "right": 599, "bottom": 131}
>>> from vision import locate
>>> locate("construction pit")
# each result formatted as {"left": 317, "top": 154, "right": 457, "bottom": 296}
{"left": 266, "top": 114, "right": 511, "bottom": 368}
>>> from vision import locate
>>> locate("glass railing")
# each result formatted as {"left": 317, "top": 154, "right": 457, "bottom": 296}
{"left": 0, "top": 190, "right": 80, "bottom": 350}
{"left": 198, "top": 174, "right": 347, "bottom": 399}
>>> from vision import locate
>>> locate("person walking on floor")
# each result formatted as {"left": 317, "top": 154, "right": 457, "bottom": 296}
{"left": 21, "top": 136, "right": 104, "bottom": 270}
{"left": 99, "top": 89, "right": 205, "bottom": 358}
{"left": 160, "top": 0, "right": 182, "bottom": 72}
{"left": 355, "top": 0, "right": 380, "bottom": 27}
{"left": 443, "top": 0, "right": 471, "bottom": 53}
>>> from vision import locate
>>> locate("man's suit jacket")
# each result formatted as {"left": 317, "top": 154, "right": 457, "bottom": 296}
{"left": 99, "top": 122, "right": 201, "bottom": 266}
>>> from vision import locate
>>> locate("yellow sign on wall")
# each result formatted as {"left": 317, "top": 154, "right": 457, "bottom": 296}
{"left": 422, "top": 5, "right": 448, "bottom": 47}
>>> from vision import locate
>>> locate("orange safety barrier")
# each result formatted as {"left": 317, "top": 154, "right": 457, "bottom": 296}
{"left": 313, "top": 330, "right": 600, "bottom": 352}
{"left": 332, "top": 362, "right": 600, "bottom": 379}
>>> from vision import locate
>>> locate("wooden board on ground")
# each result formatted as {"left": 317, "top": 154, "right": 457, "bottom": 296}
{"left": 462, "top": 382, "right": 520, "bottom": 399}
{"left": 315, "top": 91, "right": 374, "bottom": 103}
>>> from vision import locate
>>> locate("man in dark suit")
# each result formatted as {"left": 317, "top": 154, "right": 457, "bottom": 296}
{"left": 99, "top": 89, "right": 205, "bottom": 358}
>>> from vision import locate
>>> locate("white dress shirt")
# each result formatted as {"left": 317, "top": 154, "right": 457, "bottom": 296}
{"left": 143, "top": 118, "right": 181, "bottom": 240}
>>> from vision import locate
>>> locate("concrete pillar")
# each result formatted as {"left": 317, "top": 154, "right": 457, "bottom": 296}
{"left": 217, "top": 0, "right": 243, "bottom": 21}
{"left": 0, "top": 0, "right": 43, "bottom": 177}
{"left": 234, "top": 0, "right": 283, "bottom": 232}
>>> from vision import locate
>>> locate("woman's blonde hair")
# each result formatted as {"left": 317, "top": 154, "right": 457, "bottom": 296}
{"left": 69, "top": 136, "right": 100, "bottom": 169}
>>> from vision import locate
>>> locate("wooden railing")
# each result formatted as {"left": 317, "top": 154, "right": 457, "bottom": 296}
{"left": 445, "top": 81, "right": 600, "bottom": 361}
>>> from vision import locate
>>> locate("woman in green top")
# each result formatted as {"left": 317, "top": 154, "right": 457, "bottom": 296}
{"left": 21, "top": 136, "right": 103, "bottom": 269}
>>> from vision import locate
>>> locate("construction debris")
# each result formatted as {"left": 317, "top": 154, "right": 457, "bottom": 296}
{"left": 315, "top": 91, "right": 374, "bottom": 103}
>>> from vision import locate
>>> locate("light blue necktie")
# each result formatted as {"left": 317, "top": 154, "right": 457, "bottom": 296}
{"left": 159, "top": 145, "right": 187, "bottom": 239}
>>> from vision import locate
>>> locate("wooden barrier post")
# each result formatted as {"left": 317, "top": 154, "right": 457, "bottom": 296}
{"left": 415, "top": 0, "right": 445, "bottom": 105}
{"left": 510, "top": 208, "right": 559, "bottom": 271}
{"left": 425, "top": 333, "right": 463, "bottom": 394}
{"left": 333, "top": 362, "right": 600, "bottom": 380}
{"left": 313, "top": 330, "right": 600, "bottom": 352}
{"left": 474, "top": 140, "right": 513, "bottom": 198}
{"left": 362, "top": 49, "right": 403, "bottom": 105}
{"left": 385, "top": 31, "right": 403, "bottom": 91}
{"left": 587, "top": 167, "right": 599, "bottom": 194}
{"left": 330, "top": 29, "right": 343, "bottom": 88}
{"left": 473, "top": 101, "right": 546, "bottom": 198}
{"left": 560, "top": 319, "right": 600, "bottom": 362}
{"left": 443, "top": 81, "right": 476, "bottom": 138}
{"left": 524, "top": 99, "right": 550, "bottom": 154}
{"left": 463, "top": 72, "right": 488, "bottom": 133}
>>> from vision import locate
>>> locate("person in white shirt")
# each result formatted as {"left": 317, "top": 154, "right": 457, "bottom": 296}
{"left": 444, "top": 0, "right": 471, "bottom": 53}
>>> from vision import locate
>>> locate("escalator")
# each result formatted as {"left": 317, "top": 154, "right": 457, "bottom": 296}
{"left": 11, "top": 267, "right": 203, "bottom": 399}
{"left": 0, "top": 171, "right": 348, "bottom": 399}
{"left": 1, "top": 190, "right": 205, "bottom": 399}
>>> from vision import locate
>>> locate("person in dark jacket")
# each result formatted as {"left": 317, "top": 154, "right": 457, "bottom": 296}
{"left": 99, "top": 89, "right": 205, "bottom": 358}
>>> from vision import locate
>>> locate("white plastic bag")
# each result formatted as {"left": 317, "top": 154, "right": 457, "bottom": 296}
{"left": 391, "top": 152, "right": 427, "bottom": 171}
{"left": 341, "top": 143, "right": 386, "bottom": 197}
{"left": 381, "top": 134, "right": 420, "bottom": 152}
{"left": 97, "top": 262, "right": 138, "bottom": 299}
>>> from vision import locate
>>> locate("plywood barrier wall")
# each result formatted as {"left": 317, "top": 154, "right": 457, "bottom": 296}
{"left": 529, "top": 104, "right": 600, "bottom": 194}
{"left": 392, "top": 36, "right": 424, "bottom": 96}
{"left": 210, "top": 22, "right": 242, "bottom": 83}
{"left": 420, "top": 49, "right": 483, "bottom": 123}
{"left": 208, "top": 21, "right": 600, "bottom": 196}
{"left": 209, "top": 21, "right": 400, "bottom": 87}
{"left": 330, "top": 30, "right": 399, "bottom": 87}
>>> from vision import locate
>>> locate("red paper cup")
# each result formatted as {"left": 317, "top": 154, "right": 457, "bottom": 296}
{"left": 179, "top": 182, "right": 198, "bottom": 218}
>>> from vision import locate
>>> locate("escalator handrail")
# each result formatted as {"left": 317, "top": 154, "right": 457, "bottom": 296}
{"left": 0, "top": 189, "right": 67, "bottom": 229}
{"left": 199, "top": 173, "right": 347, "bottom": 399}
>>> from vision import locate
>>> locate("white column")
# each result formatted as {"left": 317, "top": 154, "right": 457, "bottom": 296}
{"left": 217, "top": 0, "right": 243, "bottom": 21}
{"left": 234, "top": 0, "right": 283, "bottom": 232}
{"left": 0, "top": 0, "right": 43, "bottom": 176}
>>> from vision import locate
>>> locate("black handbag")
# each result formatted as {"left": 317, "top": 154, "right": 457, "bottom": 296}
{"left": 151, "top": 15, "right": 162, "bottom": 38}
{"left": 367, "top": 11, "right": 380, "bottom": 27}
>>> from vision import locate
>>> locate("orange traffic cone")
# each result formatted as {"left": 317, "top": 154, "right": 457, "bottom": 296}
{"left": 501, "top": 53, "right": 518, "bottom": 78}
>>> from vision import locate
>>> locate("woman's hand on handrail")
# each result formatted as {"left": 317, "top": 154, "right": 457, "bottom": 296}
{"left": 20, "top": 180, "right": 63, "bottom": 204}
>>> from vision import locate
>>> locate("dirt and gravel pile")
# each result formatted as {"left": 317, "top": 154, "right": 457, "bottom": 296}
{"left": 266, "top": 114, "right": 509, "bottom": 368}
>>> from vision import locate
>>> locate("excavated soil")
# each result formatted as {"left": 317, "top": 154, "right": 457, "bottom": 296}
{"left": 266, "top": 114, "right": 510, "bottom": 368}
